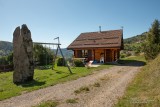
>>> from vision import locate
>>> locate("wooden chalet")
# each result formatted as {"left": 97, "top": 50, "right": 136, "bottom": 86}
{"left": 67, "top": 29, "right": 124, "bottom": 63}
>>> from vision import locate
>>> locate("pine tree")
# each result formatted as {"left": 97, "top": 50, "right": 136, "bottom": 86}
{"left": 147, "top": 19, "right": 160, "bottom": 44}
{"left": 144, "top": 19, "right": 160, "bottom": 60}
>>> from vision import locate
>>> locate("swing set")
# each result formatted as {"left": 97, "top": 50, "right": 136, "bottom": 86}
{"left": 33, "top": 37, "right": 72, "bottom": 74}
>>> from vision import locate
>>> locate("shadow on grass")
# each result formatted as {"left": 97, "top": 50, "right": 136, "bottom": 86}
{"left": 105, "top": 60, "right": 146, "bottom": 67}
{"left": 117, "top": 60, "right": 146, "bottom": 67}
{"left": 53, "top": 69, "right": 69, "bottom": 74}
{"left": 18, "top": 80, "right": 46, "bottom": 87}
{"left": 55, "top": 71, "right": 64, "bottom": 74}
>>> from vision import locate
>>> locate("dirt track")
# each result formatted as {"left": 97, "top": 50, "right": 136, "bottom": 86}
{"left": 0, "top": 62, "right": 143, "bottom": 107}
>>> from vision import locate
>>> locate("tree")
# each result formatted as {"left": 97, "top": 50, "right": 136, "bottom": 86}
{"left": 7, "top": 52, "right": 13, "bottom": 65}
{"left": 0, "top": 52, "right": 13, "bottom": 65}
{"left": 33, "top": 44, "right": 54, "bottom": 66}
{"left": 143, "top": 19, "right": 160, "bottom": 60}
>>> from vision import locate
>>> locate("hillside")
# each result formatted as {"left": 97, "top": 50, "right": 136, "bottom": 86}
{"left": 123, "top": 32, "right": 147, "bottom": 54}
{"left": 54, "top": 48, "right": 73, "bottom": 58}
{"left": 116, "top": 54, "right": 160, "bottom": 106}
{"left": 124, "top": 32, "right": 147, "bottom": 44}
{"left": 0, "top": 41, "right": 13, "bottom": 56}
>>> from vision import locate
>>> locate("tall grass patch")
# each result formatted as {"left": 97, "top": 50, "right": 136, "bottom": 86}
{"left": 115, "top": 55, "right": 160, "bottom": 107}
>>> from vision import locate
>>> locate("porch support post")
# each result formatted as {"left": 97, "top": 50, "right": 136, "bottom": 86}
{"left": 92, "top": 49, "right": 94, "bottom": 61}
{"left": 112, "top": 49, "right": 114, "bottom": 62}
{"left": 104, "top": 49, "right": 106, "bottom": 63}
{"left": 93, "top": 49, "right": 95, "bottom": 61}
{"left": 75, "top": 50, "right": 77, "bottom": 57}
{"left": 117, "top": 49, "right": 120, "bottom": 60}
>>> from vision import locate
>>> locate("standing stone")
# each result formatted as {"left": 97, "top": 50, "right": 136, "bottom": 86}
{"left": 13, "top": 24, "right": 34, "bottom": 84}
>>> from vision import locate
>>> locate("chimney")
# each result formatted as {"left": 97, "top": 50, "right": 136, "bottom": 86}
{"left": 99, "top": 26, "right": 101, "bottom": 33}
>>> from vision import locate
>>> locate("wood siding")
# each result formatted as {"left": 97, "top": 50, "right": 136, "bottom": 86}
{"left": 74, "top": 48, "right": 120, "bottom": 62}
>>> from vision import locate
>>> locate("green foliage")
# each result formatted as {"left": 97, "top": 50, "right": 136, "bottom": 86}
{"left": 0, "top": 56, "right": 8, "bottom": 65}
{"left": 93, "top": 82, "right": 100, "bottom": 87}
{"left": 0, "top": 52, "right": 13, "bottom": 65}
{"left": 147, "top": 19, "right": 160, "bottom": 44}
{"left": 143, "top": 43, "right": 160, "bottom": 60}
{"left": 120, "top": 53, "right": 126, "bottom": 58}
{"left": 143, "top": 19, "right": 160, "bottom": 60}
{"left": 7, "top": 52, "right": 13, "bottom": 65}
{"left": 33, "top": 100, "right": 58, "bottom": 107}
{"left": 57, "top": 57, "right": 65, "bottom": 66}
{"left": 53, "top": 58, "right": 58, "bottom": 68}
{"left": 115, "top": 54, "right": 160, "bottom": 107}
{"left": 33, "top": 44, "right": 54, "bottom": 66}
{"left": 74, "top": 86, "right": 90, "bottom": 94}
{"left": 74, "top": 59, "right": 85, "bottom": 67}
{"left": 66, "top": 98, "right": 78, "bottom": 103}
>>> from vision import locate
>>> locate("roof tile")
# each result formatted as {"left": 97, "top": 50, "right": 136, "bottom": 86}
{"left": 67, "top": 30, "right": 123, "bottom": 49}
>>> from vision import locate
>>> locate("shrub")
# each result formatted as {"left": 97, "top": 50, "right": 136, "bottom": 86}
{"left": 66, "top": 98, "right": 78, "bottom": 103}
{"left": 34, "top": 100, "right": 58, "bottom": 107}
{"left": 120, "top": 54, "right": 126, "bottom": 58}
{"left": 57, "top": 58, "right": 65, "bottom": 66}
{"left": 93, "top": 82, "right": 100, "bottom": 87}
{"left": 74, "top": 59, "right": 85, "bottom": 67}
{"left": 74, "top": 86, "right": 90, "bottom": 94}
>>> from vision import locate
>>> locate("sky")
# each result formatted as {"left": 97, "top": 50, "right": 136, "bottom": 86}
{"left": 0, "top": 0, "right": 160, "bottom": 48}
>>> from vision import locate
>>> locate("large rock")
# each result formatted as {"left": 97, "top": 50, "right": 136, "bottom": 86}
{"left": 13, "top": 24, "right": 34, "bottom": 84}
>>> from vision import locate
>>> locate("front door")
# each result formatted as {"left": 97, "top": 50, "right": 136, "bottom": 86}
{"left": 88, "top": 50, "right": 92, "bottom": 61}
{"left": 106, "top": 49, "right": 112, "bottom": 62}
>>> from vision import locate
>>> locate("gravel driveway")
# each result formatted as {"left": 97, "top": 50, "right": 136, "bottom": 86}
{"left": 0, "top": 62, "right": 143, "bottom": 107}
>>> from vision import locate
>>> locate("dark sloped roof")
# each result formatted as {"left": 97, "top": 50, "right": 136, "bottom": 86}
{"left": 67, "top": 29, "right": 123, "bottom": 49}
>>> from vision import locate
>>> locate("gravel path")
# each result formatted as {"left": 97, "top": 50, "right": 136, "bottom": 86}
{"left": 0, "top": 62, "right": 143, "bottom": 107}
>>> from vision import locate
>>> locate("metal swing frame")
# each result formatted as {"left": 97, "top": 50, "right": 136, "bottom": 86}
{"left": 33, "top": 41, "right": 72, "bottom": 74}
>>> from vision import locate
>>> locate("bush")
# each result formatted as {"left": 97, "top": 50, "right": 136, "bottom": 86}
{"left": 57, "top": 58, "right": 65, "bottom": 66}
{"left": 74, "top": 59, "right": 85, "bottom": 67}
{"left": 120, "top": 54, "right": 126, "bottom": 58}
{"left": 143, "top": 43, "right": 160, "bottom": 60}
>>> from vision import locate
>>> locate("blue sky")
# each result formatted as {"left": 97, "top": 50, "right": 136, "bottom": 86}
{"left": 0, "top": 0, "right": 160, "bottom": 48}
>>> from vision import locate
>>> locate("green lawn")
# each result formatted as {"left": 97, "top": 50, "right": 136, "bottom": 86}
{"left": 0, "top": 64, "right": 112, "bottom": 101}
{"left": 115, "top": 55, "right": 160, "bottom": 107}
{"left": 119, "top": 55, "right": 146, "bottom": 65}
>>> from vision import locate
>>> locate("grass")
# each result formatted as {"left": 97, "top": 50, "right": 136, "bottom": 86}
{"left": 119, "top": 55, "right": 146, "bottom": 65}
{"left": 115, "top": 55, "right": 160, "bottom": 107}
{"left": 33, "top": 100, "right": 58, "bottom": 107}
{"left": 117, "top": 70, "right": 123, "bottom": 73}
{"left": 100, "top": 75, "right": 110, "bottom": 81}
{"left": 0, "top": 64, "right": 112, "bottom": 101}
{"left": 66, "top": 98, "right": 78, "bottom": 103}
{"left": 74, "top": 86, "right": 90, "bottom": 94}
{"left": 93, "top": 82, "right": 100, "bottom": 87}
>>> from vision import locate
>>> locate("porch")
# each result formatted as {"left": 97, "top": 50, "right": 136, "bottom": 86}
{"left": 73, "top": 48, "right": 120, "bottom": 63}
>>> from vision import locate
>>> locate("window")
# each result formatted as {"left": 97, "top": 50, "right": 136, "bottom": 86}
{"left": 82, "top": 50, "right": 88, "bottom": 58}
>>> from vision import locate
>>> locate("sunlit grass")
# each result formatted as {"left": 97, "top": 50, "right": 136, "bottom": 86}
{"left": 33, "top": 100, "right": 58, "bottom": 107}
